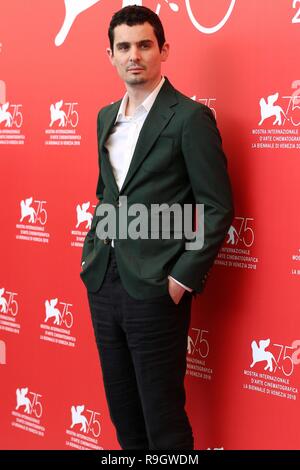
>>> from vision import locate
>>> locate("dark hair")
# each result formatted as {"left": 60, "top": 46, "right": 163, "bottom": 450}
{"left": 108, "top": 5, "right": 166, "bottom": 53}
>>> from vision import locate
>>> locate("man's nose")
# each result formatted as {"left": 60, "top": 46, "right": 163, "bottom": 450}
{"left": 129, "top": 45, "right": 141, "bottom": 61}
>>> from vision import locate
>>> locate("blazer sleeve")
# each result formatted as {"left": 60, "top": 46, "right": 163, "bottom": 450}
{"left": 168, "top": 105, "right": 234, "bottom": 293}
{"left": 81, "top": 109, "right": 105, "bottom": 265}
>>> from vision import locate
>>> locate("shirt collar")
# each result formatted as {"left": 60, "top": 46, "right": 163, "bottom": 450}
{"left": 115, "top": 75, "right": 165, "bottom": 122}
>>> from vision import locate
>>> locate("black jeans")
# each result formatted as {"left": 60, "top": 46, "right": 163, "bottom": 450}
{"left": 87, "top": 247, "right": 194, "bottom": 450}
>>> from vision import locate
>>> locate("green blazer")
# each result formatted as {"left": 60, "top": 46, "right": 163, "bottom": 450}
{"left": 80, "top": 76, "right": 234, "bottom": 299}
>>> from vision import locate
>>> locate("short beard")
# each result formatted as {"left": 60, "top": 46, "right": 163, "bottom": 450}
{"left": 125, "top": 76, "right": 147, "bottom": 86}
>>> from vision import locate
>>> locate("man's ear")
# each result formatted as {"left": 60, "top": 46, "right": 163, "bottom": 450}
{"left": 160, "top": 42, "right": 170, "bottom": 62}
{"left": 106, "top": 47, "right": 115, "bottom": 66}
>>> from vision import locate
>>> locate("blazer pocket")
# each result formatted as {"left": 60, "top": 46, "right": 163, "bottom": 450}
{"left": 142, "top": 136, "right": 173, "bottom": 174}
{"left": 140, "top": 236, "right": 184, "bottom": 279}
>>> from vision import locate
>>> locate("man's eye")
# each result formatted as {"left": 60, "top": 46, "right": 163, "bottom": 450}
{"left": 117, "top": 44, "right": 150, "bottom": 51}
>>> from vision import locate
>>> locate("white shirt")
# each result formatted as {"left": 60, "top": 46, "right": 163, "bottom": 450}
{"left": 104, "top": 76, "right": 192, "bottom": 293}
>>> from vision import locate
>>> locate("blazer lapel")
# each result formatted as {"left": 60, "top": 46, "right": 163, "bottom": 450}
{"left": 99, "top": 100, "right": 122, "bottom": 197}
{"left": 99, "top": 77, "right": 178, "bottom": 196}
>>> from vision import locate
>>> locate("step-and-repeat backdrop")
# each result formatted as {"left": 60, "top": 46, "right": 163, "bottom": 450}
{"left": 1, "top": 0, "right": 299, "bottom": 450}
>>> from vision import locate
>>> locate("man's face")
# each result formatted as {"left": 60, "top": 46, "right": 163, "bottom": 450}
{"left": 107, "top": 22, "right": 169, "bottom": 86}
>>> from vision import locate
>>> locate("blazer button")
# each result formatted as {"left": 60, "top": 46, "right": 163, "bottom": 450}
{"left": 116, "top": 199, "right": 121, "bottom": 207}
{"left": 103, "top": 237, "right": 110, "bottom": 245}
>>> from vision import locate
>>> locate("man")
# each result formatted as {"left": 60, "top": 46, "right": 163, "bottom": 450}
{"left": 80, "top": 5, "right": 234, "bottom": 450}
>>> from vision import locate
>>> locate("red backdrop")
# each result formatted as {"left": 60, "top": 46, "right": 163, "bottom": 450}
{"left": 1, "top": 0, "right": 300, "bottom": 450}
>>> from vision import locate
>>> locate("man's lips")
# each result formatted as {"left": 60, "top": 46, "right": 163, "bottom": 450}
{"left": 128, "top": 68, "right": 144, "bottom": 71}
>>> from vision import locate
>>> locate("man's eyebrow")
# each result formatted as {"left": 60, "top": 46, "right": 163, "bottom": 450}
{"left": 115, "top": 39, "right": 154, "bottom": 47}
